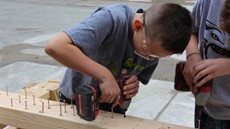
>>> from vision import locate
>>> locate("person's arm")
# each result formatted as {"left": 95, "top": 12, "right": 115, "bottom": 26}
{"left": 191, "top": 0, "right": 230, "bottom": 86}
{"left": 185, "top": 34, "right": 200, "bottom": 57}
{"left": 183, "top": 34, "right": 202, "bottom": 90}
{"left": 184, "top": 35, "right": 230, "bottom": 87}
{"left": 45, "top": 32, "right": 120, "bottom": 107}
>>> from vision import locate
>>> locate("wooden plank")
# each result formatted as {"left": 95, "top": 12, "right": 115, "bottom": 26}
{"left": 0, "top": 124, "right": 6, "bottom": 128}
{"left": 0, "top": 91, "right": 193, "bottom": 129}
{"left": 23, "top": 82, "right": 39, "bottom": 89}
{"left": 47, "top": 83, "right": 59, "bottom": 101}
{"left": 18, "top": 80, "right": 60, "bottom": 101}
{"left": 48, "top": 88, "right": 59, "bottom": 101}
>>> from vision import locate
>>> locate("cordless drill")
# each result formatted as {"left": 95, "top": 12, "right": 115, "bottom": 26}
{"left": 174, "top": 62, "right": 213, "bottom": 129}
{"left": 174, "top": 62, "right": 213, "bottom": 106}
{"left": 75, "top": 78, "right": 131, "bottom": 121}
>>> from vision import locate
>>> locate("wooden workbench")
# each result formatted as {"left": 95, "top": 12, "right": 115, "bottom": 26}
{"left": 0, "top": 91, "right": 194, "bottom": 129}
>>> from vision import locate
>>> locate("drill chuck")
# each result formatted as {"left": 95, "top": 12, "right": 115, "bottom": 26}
{"left": 119, "top": 99, "right": 131, "bottom": 111}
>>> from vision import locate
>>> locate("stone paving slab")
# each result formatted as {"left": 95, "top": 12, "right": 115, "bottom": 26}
{"left": 127, "top": 79, "right": 194, "bottom": 127}
{"left": 20, "top": 48, "right": 47, "bottom": 56}
{"left": 127, "top": 83, "right": 174, "bottom": 120}
{"left": 158, "top": 92, "right": 195, "bottom": 127}
{"left": 0, "top": 62, "right": 65, "bottom": 93}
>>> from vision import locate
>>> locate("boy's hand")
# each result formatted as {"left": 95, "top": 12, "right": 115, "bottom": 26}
{"left": 183, "top": 54, "right": 202, "bottom": 92}
{"left": 123, "top": 75, "right": 139, "bottom": 99}
{"left": 99, "top": 75, "right": 120, "bottom": 107}
{"left": 193, "top": 58, "right": 230, "bottom": 87}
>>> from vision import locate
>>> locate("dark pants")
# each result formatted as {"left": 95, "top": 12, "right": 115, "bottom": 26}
{"left": 195, "top": 105, "right": 230, "bottom": 129}
{"left": 59, "top": 92, "right": 125, "bottom": 114}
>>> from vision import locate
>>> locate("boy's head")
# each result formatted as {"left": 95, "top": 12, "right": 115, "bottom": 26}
{"left": 132, "top": 3, "right": 192, "bottom": 60}
{"left": 145, "top": 3, "right": 192, "bottom": 54}
{"left": 220, "top": 0, "right": 230, "bottom": 34}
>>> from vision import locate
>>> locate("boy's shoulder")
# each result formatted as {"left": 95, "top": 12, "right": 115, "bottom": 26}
{"left": 104, "top": 3, "right": 130, "bottom": 9}
{"left": 99, "top": 3, "right": 136, "bottom": 14}
{"left": 93, "top": 3, "right": 137, "bottom": 20}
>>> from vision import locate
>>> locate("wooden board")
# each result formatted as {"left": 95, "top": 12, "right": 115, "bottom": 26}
{"left": 0, "top": 124, "right": 6, "bottom": 128}
{"left": 3, "top": 126, "right": 19, "bottom": 129}
{"left": 0, "top": 91, "right": 193, "bottom": 129}
{"left": 19, "top": 80, "right": 60, "bottom": 101}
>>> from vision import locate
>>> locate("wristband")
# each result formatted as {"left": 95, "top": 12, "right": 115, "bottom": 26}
{"left": 186, "top": 52, "right": 200, "bottom": 59}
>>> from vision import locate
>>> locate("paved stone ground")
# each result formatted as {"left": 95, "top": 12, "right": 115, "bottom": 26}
{"left": 0, "top": 0, "right": 195, "bottom": 80}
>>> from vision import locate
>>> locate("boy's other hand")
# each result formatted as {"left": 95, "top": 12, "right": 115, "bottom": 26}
{"left": 123, "top": 75, "right": 139, "bottom": 99}
{"left": 193, "top": 58, "right": 230, "bottom": 87}
{"left": 99, "top": 75, "right": 120, "bottom": 107}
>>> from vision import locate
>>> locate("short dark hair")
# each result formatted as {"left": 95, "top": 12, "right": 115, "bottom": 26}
{"left": 145, "top": 3, "right": 192, "bottom": 54}
{"left": 220, "top": 0, "right": 230, "bottom": 34}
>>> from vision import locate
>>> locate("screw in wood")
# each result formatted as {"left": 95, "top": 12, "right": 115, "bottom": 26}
{"left": 63, "top": 100, "right": 67, "bottom": 113}
{"left": 39, "top": 102, "right": 45, "bottom": 113}
{"left": 111, "top": 107, "right": 114, "bottom": 118}
{"left": 18, "top": 95, "right": 21, "bottom": 103}
{"left": 33, "top": 95, "right": 36, "bottom": 105}
{"left": 24, "top": 88, "right": 27, "bottom": 99}
{"left": 48, "top": 100, "right": 50, "bottom": 109}
{"left": 59, "top": 103, "right": 62, "bottom": 116}
{"left": 25, "top": 101, "right": 28, "bottom": 110}
{"left": 71, "top": 97, "right": 73, "bottom": 109}
{"left": 10, "top": 98, "right": 13, "bottom": 107}
{"left": 6, "top": 84, "right": 8, "bottom": 96}
{"left": 72, "top": 104, "right": 76, "bottom": 116}
{"left": 198, "top": 119, "right": 201, "bottom": 129}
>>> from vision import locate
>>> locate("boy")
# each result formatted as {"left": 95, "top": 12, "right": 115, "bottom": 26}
{"left": 45, "top": 3, "right": 192, "bottom": 114}
{"left": 183, "top": 0, "right": 230, "bottom": 128}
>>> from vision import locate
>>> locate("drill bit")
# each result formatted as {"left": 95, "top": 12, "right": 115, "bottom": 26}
{"left": 111, "top": 107, "right": 114, "bottom": 118}
{"left": 198, "top": 119, "right": 201, "bottom": 129}
{"left": 197, "top": 107, "right": 202, "bottom": 129}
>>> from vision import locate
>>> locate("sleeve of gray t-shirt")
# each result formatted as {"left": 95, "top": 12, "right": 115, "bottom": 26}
{"left": 192, "top": 0, "right": 202, "bottom": 34}
{"left": 64, "top": 7, "right": 113, "bottom": 55}
{"left": 138, "top": 59, "right": 159, "bottom": 85}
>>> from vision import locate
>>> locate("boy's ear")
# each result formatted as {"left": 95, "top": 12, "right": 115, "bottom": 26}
{"left": 133, "top": 19, "right": 143, "bottom": 31}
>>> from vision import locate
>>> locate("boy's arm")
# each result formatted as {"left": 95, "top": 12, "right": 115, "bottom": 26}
{"left": 183, "top": 34, "right": 202, "bottom": 90}
{"left": 45, "top": 32, "right": 120, "bottom": 106}
{"left": 184, "top": 35, "right": 230, "bottom": 87}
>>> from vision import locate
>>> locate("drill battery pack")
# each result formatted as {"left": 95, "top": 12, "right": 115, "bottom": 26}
{"left": 75, "top": 77, "right": 131, "bottom": 121}
{"left": 174, "top": 61, "right": 190, "bottom": 91}
{"left": 75, "top": 84, "right": 101, "bottom": 121}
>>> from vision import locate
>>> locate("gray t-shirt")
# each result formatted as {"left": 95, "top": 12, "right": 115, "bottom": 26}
{"left": 192, "top": 0, "right": 230, "bottom": 119}
{"left": 60, "top": 4, "right": 159, "bottom": 99}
